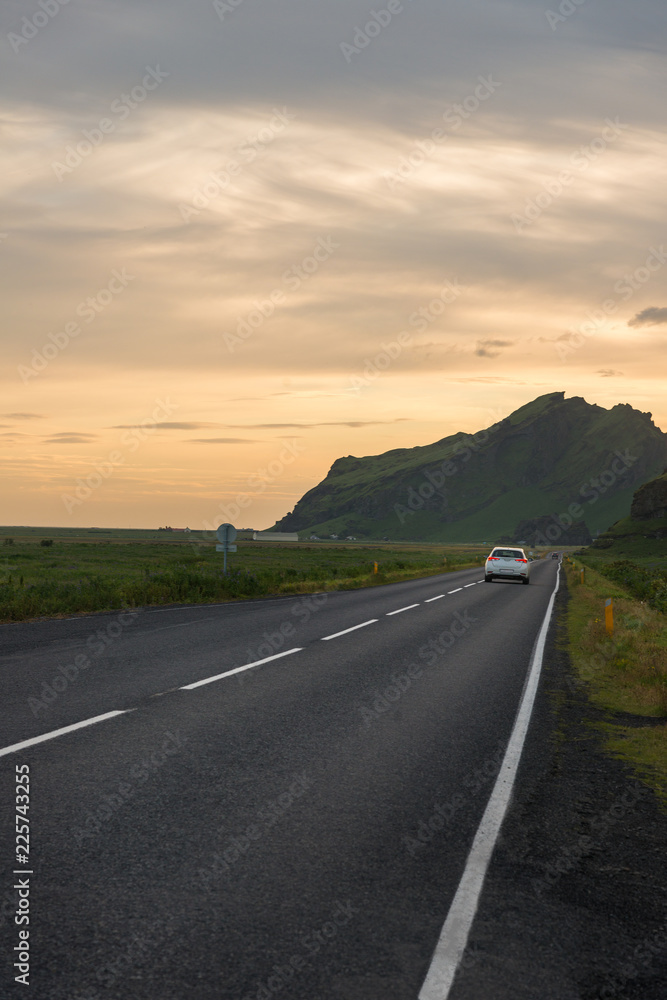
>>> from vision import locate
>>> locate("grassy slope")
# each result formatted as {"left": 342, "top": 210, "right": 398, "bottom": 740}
{"left": 582, "top": 514, "right": 667, "bottom": 568}
{"left": 563, "top": 557, "right": 667, "bottom": 805}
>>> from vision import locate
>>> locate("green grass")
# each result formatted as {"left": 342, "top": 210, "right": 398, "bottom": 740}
{"left": 563, "top": 557, "right": 667, "bottom": 805}
{"left": 584, "top": 560, "right": 667, "bottom": 614}
{"left": 603, "top": 724, "right": 667, "bottom": 807}
{"left": 0, "top": 530, "right": 492, "bottom": 622}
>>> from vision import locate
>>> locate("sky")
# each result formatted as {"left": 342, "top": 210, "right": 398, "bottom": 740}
{"left": 1, "top": 0, "right": 666, "bottom": 530}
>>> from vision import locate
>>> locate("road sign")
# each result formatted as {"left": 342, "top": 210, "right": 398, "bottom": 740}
{"left": 216, "top": 523, "right": 237, "bottom": 573}
{"left": 216, "top": 523, "right": 237, "bottom": 544}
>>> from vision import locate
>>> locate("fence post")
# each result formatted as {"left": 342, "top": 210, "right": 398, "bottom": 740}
{"left": 605, "top": 598, "right": 614, "bottom": 636}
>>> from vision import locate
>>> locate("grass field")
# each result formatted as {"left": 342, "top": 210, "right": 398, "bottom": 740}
{"left": 0, "top": 526, "right": 495, "bottom": 622}
{"left": 563, "top": 556, "right": 667, "bottom": 805}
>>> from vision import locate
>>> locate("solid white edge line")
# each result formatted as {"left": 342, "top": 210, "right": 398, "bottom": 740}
{"left": 418, "top": 564, "right": 561, "bottom": 1000}
{"left": 180, "top": 647, "right": 303, "bottom": 689}
{"left": 425, "top": 595, "right": 445, "bottom": 603}
{"left": 321, "top": 620, "right": 378, "bottom": 641}
{"left": 386, "top": 604, "right": 420, "bottom": 616}
{"left": 447, "top": 588, "right": 463, "bottom": 594}
{"left": 0, "top": 710, "right": 129, "bottom": 758}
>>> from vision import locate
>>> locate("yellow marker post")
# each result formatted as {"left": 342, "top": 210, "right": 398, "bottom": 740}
{"left": 580, "top": 568, "right": 585, "bottom": 584}
{"left": 605, "top": 598, "right": 614, "bottom": 636}
{"left": 373, "top": 561, "right": 378, "bottom": 575}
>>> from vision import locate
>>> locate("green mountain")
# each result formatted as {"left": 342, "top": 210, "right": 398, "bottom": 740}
{"left": 274, "top": 393, "right": 667, "bottom": 542}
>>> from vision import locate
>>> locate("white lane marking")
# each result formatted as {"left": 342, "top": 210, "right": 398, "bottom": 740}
{"left": 321, "top": 620, "right": 378, "bottom": 641}
{"left": 418, "top": 565, "right": 561, "bottom": 1000}
{"left": 180, "top": 648, "right": 303, "bottom": 690}
{"left": 425, "top": 595, "right": 445, "bottom": 603}
{"left": 0, "top": 711, "right": 129, "bottom": 758}
{"left": 463, "top": 583, "right": 476, "bottom": 588}
{"left": 386, "top": 604, "right": 420, "bottom": 616}
{"left": 447, "top": 588, "right": 463, "bottom": 594}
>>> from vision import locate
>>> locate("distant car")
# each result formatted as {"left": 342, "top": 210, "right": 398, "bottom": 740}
{"left": 485, "top": 546, "right": 531, "bottom": 584}
{"left": 551, "top": 552, "right": 559, "bottom": 559}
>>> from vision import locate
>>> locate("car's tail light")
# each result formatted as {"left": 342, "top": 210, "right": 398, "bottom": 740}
{"left": 515, "top": 558, "right": 527, "bottom": 563}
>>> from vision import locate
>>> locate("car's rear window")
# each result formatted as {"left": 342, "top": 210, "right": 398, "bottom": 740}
{"left": 491, "top": 549, "right": 523, "bottom": 559}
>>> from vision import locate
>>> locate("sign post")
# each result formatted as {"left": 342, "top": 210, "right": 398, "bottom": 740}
{"left": 216, "top": 523, "right": 238, "bottom": 574}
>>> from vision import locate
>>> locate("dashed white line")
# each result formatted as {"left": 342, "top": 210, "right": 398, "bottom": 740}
{"left": 4, "top": 574, "right": 487, "bottom": 756}
{"left": 0, "top": 711, "right": 130, "bottom": 758}
{"left": 180, "top": 648, "right": 303, "bottom": 690}
{"left": 321, "top": 620, "right": 378, "bottom": 641}
{"left": 463, "top": 583, "right": 476, "bottom": 588}
{"left": 418, "top": 565, "right": 561, "bottom": 999}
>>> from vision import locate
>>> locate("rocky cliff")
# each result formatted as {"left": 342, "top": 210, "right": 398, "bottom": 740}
{"left": 630, "top": 471, "right": 667, "bottom": 520}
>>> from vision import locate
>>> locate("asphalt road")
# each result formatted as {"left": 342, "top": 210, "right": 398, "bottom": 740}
{"left": 0, "top": 560, "right": 559, "bottom": 999}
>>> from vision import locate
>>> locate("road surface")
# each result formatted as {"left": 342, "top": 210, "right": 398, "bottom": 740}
{"left": 0, "top": 560, "right": 559, "bottom": 999}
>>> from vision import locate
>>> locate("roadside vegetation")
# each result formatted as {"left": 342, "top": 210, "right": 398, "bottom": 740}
{"left": 563, "top": 557, "right": 667, "bottom": 805}
{"left": 0, "top": 532, "right": 492, "bottom": 622}
{"left": 584, "top": 559, "right": 667, "bottom": 614}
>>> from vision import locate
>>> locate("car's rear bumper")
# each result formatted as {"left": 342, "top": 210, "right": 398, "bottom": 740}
{"left": 485, "top": 570, "right": 530, "bottom": 580}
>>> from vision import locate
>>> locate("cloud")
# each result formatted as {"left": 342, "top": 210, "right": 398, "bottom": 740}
{"left": 474, "top": 339, "right": 514, "bottom": 358}
{"left": 188, "top": 438, "right": 262, "bottom": 444}
{"left": 446, "top": 377, "right": 536, "bottom": 384}
{"left": 596, "top": 369, "right": 624, "bottom": 377}
{"left": 0, "top": 413, "right": 45, "bottom": 420}
{"left": 219, "top": 419, "right": 411, "bottom": 429}
{"left": 628, "top": 307, "right": 667, "bottom": 328}
{"left": 111, "top": 422, "right": 222, "bottom": 430}
{"left": 44, "top": 433, "right": 97, "bottom": 444}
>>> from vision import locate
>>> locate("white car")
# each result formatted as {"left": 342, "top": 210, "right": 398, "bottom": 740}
{"left": 485, "top": 546, "right": 531, "bottom": 584}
